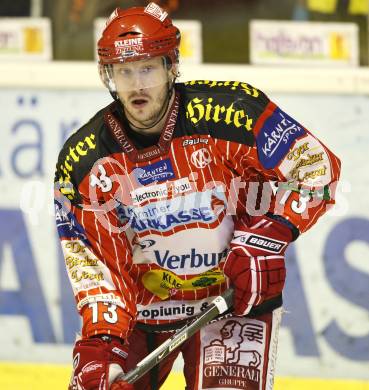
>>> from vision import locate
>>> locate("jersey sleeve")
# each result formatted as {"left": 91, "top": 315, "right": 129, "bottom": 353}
{"left": 54, "top": 157, "right": 137, "bottom": 340}
{"left": 242, "top": 99, "right": 341, "bottom": 234}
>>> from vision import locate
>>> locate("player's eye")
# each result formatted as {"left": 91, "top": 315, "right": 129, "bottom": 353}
{"left": 141, "top": 66, "right": 154, "bottom": 74}
{"left": 119, "top": 68, "right": 132, "bottom": 76}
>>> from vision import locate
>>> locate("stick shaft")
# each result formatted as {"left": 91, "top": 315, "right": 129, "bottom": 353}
{"left": 113, "top": 288, "right": 233, "bottom": 385}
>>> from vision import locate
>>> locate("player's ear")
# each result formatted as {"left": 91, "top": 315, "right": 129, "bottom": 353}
{"left": 171, "top": 63, "right": 180, "bottom": 78}
{"left": 167, "top": 63, "right": 180, "bottom": 84}
{"left": 162, "top": 55, "right": 179, "bottom": 82}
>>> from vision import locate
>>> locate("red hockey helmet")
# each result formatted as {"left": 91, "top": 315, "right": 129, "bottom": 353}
{"left": 97, "top": 3, "right": 180, "bottom": 66}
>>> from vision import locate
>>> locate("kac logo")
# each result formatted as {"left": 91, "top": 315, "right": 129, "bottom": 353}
{"left": 191, "top": 148, "right": 212, "bottom": 169}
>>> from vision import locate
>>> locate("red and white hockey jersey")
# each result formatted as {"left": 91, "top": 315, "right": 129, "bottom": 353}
{"left": 54, "top": 80, "right": 341, "bottom": 340}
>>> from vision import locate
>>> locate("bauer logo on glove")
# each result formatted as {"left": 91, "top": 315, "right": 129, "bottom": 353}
{"left": 232, "top": 232, "right": 288, "bottom": 254}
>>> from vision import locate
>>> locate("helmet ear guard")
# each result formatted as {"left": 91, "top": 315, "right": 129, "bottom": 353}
{"left": 98, "top": 64, "right": 116, "bottom": 91}
{"left": 98, "top": 64, "right": 118, "bottom": 100}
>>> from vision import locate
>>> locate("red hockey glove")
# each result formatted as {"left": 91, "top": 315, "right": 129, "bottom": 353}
{"left": 224, "top": 214, "right": 294, "bottom": 316}
{"left": 110, "top": 379, "right": 133, "bottom": 390}
{"left": 68, "top": 335, "right": 133, "bottom": 390}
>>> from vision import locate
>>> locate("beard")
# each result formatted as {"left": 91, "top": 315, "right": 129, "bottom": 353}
{"left": 122, "top": 83, "right": 169, "bottom": 129}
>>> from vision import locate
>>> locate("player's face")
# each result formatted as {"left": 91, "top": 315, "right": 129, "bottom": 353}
{"left": 113, "top": 57, "right": 172, "bottom": 128}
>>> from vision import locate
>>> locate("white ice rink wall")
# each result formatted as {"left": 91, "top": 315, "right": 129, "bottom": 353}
{"left": 0, "top": 62, "right": 368, "bottom": 380}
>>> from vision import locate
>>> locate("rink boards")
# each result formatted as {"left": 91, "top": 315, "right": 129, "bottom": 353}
{"left": 0, "top": 64, "right": 368, "bottom": 382}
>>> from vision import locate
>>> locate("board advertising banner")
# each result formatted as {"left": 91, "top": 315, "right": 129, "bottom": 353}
{"left": 0, "top": 88, "right": 368, "bottom": 380}
{"left": 0, "top": 18, "right": 52, "bottom": 61}
{"left": 250, "top": 20, "right": 359, "bottom": 67}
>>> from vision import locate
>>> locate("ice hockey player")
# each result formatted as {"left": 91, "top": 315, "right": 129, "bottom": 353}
{"left": 54, "top": 2, "right": 341, "bottom": 389}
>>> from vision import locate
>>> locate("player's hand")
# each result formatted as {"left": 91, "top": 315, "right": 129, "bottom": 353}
{"left": 110, "top": 378, "right": 133, "bottom": 390}
{"left": 68, "top": 335, "right": 133, "bottom": 390}
{"left": 224, "top": 214, "right": 293, "bottom": 315}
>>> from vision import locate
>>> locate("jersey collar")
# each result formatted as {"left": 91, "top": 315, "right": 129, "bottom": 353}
{"left": 104, "top": 91, "right": 180, "bottom": 163}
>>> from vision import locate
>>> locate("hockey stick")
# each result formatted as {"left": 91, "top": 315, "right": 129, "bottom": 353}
{"left": 112, "top": 288, "right": 234, "bottom": 386}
